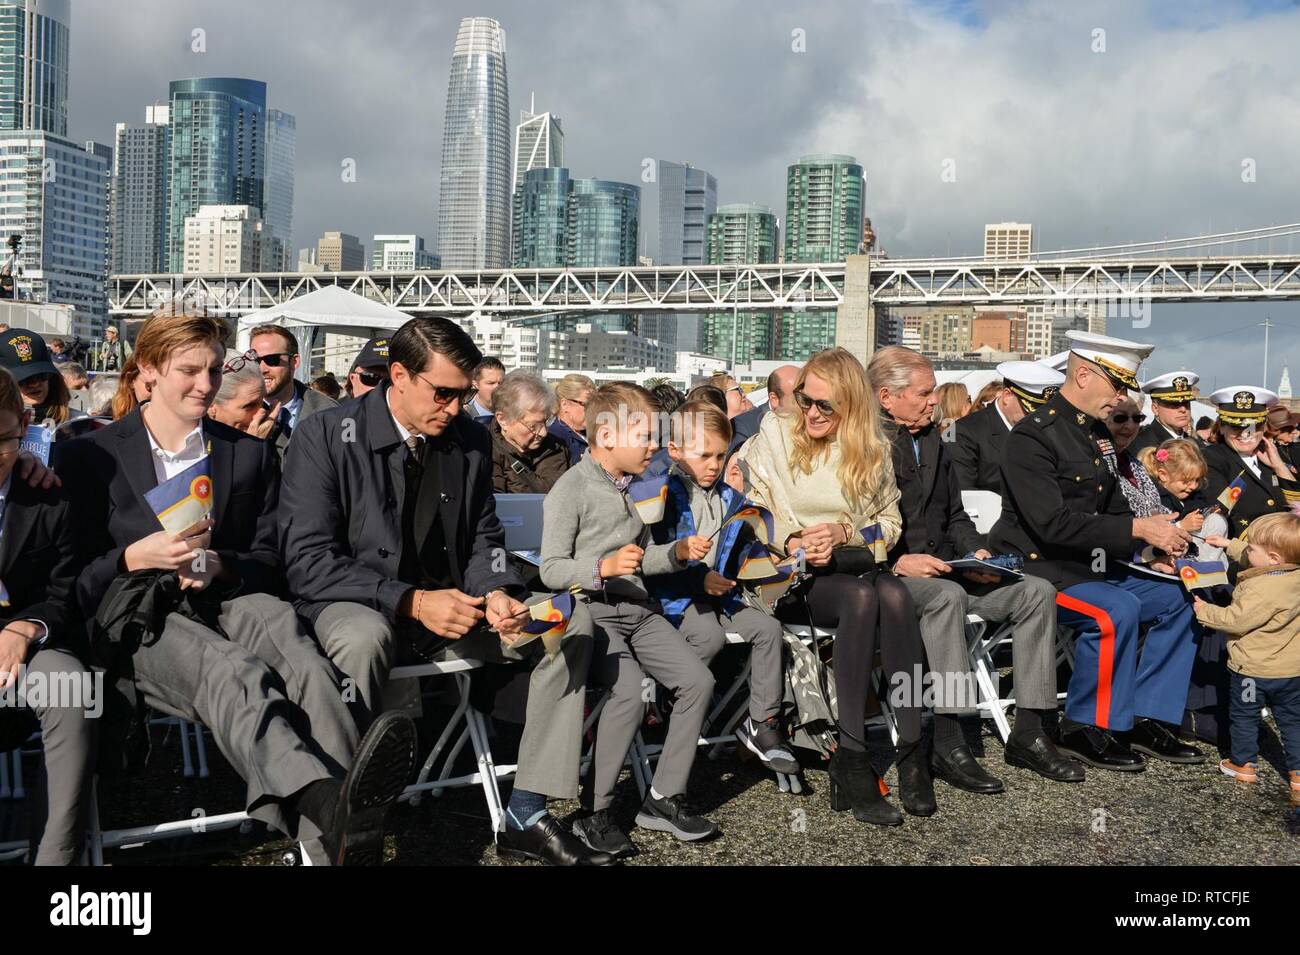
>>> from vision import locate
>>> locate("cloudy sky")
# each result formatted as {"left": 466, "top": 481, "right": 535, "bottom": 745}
{"left": 69, "top": 0, "right": 1300, "bottom": 389}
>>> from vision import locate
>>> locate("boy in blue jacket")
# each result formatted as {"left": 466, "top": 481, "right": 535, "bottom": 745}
{"left": 649, "top": 400, "right": 797, "bottom": 774}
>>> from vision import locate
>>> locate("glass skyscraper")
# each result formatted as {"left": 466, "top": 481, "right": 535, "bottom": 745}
{"left": 264, "top": 109, "right": 296, "bottom": 271}
{"left": 780, "top": 154, "right": 865, "bottom": 360}
{"left": 0, "top": 0, "right": 69, "bottom": 137}
{"left": 512, "top": 166, "right": 569, "bottom": 268}
{"left": 166, "top": 78, "right": 267, "bottom": 272}
{"left": 784, "top": 153, "right": 863, "bottom": 262}
{"left": 512, "top": 168, "right": 639, "bottom": 270}
{"left": 656, "top": 160, "right": 716, "bottom": 266}
{"left": 567, "top": 179, "right": 639, "bottom": 268}
{"left": 112, "top": 105, "right": 170, "bottom": 275}
{"left": 513, "top": 100, "right": 563, "bottom": 195}
{"left": 703, "top": 204, "right": 779, "bottom": 363}
{"left": 0, "top": 131, "right": 109, "bottom": 333}
{"left": 438, "top": 17, "right": 511, "bottom": 269}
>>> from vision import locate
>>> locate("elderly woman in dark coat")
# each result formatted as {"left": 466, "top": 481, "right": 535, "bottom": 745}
{"left": 489, "top": 371, "right": 572, "bottom": 494}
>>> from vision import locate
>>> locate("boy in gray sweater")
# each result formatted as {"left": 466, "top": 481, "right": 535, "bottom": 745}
{"left": 541, "top": 382, "right": 718, "bottom": 858}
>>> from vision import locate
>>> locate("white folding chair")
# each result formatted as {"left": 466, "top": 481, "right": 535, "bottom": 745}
{"left": 967, "top": 612, "right": 1076, "bottom": 742}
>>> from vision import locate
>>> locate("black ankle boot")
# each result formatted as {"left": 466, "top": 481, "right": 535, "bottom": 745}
{"left": 895, "top": 740, "right": 937, "bottom": 817}
{"left": 827, "top": 748, "right": 902, "bottom": 827}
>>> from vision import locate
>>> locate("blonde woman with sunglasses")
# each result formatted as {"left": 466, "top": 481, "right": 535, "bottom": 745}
{"left": 741, "top": 347, "right": 931, "bottom": 826}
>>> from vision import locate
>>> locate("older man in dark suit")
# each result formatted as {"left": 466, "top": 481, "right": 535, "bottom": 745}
{"left": 280, "top": 316, "right": 610, "bottom": 866}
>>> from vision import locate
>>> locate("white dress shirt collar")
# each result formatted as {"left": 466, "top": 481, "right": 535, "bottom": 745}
{"left": 386, "top": 388, "right": 421, "bottom": 446}
{"left": 143, "top": 417, "right": 207, "bottom": 483}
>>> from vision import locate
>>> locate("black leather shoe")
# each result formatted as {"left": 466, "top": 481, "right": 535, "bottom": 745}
{"left": 1004, "top": 731, "right": 1085, "bottom": 782}
{"left": 896, "top": 741, "right": 937, "bottom": 816}
{"left": 325, "top": 711, "right": 418, "bottom": 865}
{"left": 931, "top": 743, "right": 1005, "bottom": 794}
{"left": 1129, "top": 719, "right": 1205, "bottom": 764}
{"left": 1055, "top": 725, "right": 1146, "bottom": 772}
{"left": 496, "top": 815, "right": 617, "bottom": 866}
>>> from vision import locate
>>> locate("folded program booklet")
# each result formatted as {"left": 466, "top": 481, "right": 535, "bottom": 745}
{"left": 944, "top": 558, "right": 1024, "bottom": 579}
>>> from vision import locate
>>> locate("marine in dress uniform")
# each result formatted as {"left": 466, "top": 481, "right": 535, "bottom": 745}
{"left": 951, "top": 360, "right": 1064, "bottom": 496}
{"left": 990, "top": 331, "right": 1204, "bottom": 771}
{"left": 1132, "top": 371, "right": 1200, "bottom": 454}
{"left": 1186, "top": 386, "right": 1300, "bottom": 746}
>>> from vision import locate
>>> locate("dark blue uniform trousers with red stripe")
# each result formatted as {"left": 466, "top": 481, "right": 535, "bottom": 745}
{"left": 1055, "top": 571, "right": 1201, "bottom": 732}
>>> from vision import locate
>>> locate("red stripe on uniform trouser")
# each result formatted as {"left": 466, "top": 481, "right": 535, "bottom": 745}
{"left": 1056, "top": 592, "right": 1117, "bottom": 729}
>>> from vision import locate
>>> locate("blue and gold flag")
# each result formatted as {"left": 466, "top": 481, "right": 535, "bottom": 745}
{"left": 627, "top": 471, "right": 669, "bottom": 525}
{"left": 1217, "top": 472, "right": 1247, "bottom": 512}
{"left": 144, "top": 457, "right": 213, "bottom": 536}
{"left": 736, "top": 540, "right": 781, "bottom": 581}
{"left": 860, "top": 523, "right": 888, "bottom": 564}
{"left": 718, "top": 504, "right": 776, "bottom": 547}
{"left": 1176, "top": 560, "right": 1229, "bottom": 591}
{"left": 519, "top": 592, "right": 577, "bottom": 655}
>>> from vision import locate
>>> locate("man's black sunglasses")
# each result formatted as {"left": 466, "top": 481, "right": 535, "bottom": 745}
{"left": 1110, "top": 412, "right": 1146, "bottom": 425}
{"left": 257, "top": 352, "right": 295, "bottom": 368}
{"left": 357, "top": 370, "right": 387, "bottom": 388}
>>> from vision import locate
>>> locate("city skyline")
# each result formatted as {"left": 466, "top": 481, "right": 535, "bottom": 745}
{"left": 55, "top": 0, "right": 1300, "bottom": 382}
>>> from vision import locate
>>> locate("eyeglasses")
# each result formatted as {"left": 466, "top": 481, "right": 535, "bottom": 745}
{"left": 793, "top": 389, "right": 837, "bottom": 417}
{"left": 0, "top": 432, "right": 22, "bottom": 456}
{"left": 413, "top": 371, "right": 476, "bottom": 408}
{"left": 508, "top": 417, "right": 549, "bottom": 439}
{"left": 1109, "top": 413, "right": 1146, "bottom": 425}
{"left": 1155, "top": 399, "right": 1192, "bottom": 409}
{"left": 256, "top": 352, "right": 295, "bottom": 368}
{"left": 562, "top": 397, "right": 588, "bottom": 408}
{"left": 357, "top": 370, "right": 387, "bottom": 388}
{"left": 223, "top": 349, "right": 258, "bottom": 373}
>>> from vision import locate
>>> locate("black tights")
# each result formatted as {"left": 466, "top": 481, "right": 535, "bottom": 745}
{"left": 781, "top": 572, "right": 924, "bottom": 751}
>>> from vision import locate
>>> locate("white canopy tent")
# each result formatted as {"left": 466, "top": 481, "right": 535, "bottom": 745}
{"left": 235, "top": 286, "right": 411, "bottom": 382}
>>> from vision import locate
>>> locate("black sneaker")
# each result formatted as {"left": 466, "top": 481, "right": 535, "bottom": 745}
{"left": 634, "top": 792, "right": 720, "bottom": 842}
{"left": 571, "top": 809, "right": 636, "bottom": 860}
{"left": 736, "top": 717, "right": 800, "bottom": 774}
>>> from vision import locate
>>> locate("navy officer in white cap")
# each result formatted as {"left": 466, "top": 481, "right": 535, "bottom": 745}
{"left": 952, "top": 360, "right": 1065, "bottom": 496}
{"left": 1131, "top": 370, "right": 1200, "bottom": 454}
{"left": 990, "top": 331, "right": 1205, "bottom": 772}
{"left": 1203, "top": 386, "right": 1300, "bottom": 538}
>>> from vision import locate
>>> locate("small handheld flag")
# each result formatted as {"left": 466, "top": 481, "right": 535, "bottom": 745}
{"left": 1217, "top": 472, "right": 1247, "bottom": 512}
{"left": 520, "top": 592, "right": 576, "bottom": 654}
{"left": 748, "top": 552, "right": 806, "bottom": 613}
{"left": 1176, "top": 560, "right": 1229, "bottom": 592}
{"left": 627, "top": 471, "right": 669, "bottom": 525}
{"left": 144, "top": 457, "right": 213, "bottom": 536}
{"left": 736, "top": 540, "right": 781, "bottom": 581}
{"left": 860, "top": 523, "right": 888, "bottom": 564}
{"left": 709, "top": 504, "right": 776, "bottom": 545}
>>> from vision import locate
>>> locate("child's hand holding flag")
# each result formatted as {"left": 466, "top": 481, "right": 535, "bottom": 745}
{"left": 676, "top": 535, "right": 712, "bottom": 563}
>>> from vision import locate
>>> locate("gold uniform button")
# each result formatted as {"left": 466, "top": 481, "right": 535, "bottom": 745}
{"left": 1075, "top": 476, "right": 1082, "bottom": 482}
{"left": 1094, "top": 458, "right": 1101, "bottom": 466}
{"left": 1029, "top": 553, "right": 1040, "bottom": 560}
{"left": 1267, "top": 499, "right": 1275, "bottom": 507}
{"left": 1098, "top": 485, "right": 1104, "bottom": 492}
